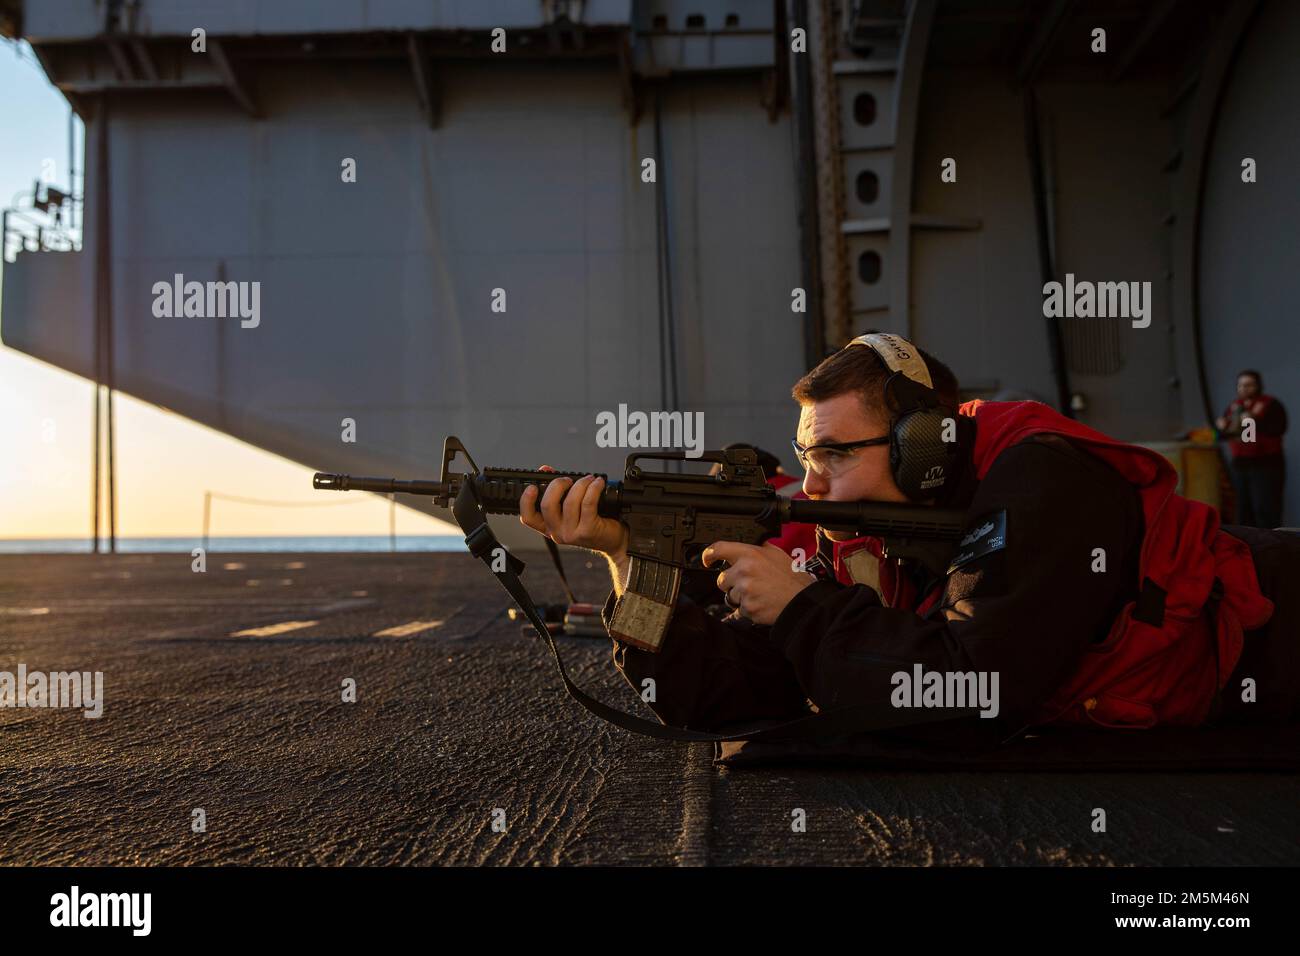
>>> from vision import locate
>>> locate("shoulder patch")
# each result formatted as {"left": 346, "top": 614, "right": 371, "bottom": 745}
{"left": 947, "top": 510, "right": 1008, "bottom": 574}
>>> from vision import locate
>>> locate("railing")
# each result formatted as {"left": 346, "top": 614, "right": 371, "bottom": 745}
{"left": 201, "top": 490, "right": 401, "bottom": 552}
{"left": 2, "top": 184, "right": 82, "bottom": 263}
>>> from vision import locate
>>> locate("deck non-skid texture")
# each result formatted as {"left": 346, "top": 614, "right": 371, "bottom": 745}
{"left": 2, "top": 552, "right": 1298, "bottom": 865}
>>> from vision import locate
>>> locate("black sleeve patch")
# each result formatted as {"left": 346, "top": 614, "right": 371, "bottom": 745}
{"left": 947, "top": 510, "right": 1008, "bottom": 575}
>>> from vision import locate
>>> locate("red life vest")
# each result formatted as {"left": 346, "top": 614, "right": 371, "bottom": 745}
{"left": 818, "top": 399, "right": 1276, "bottom": 729}
{"left": 824, "top": 535, "right": 929, "bottom": 610}
{"left": 764, "top": 481, "right": 821, "bottom": 566}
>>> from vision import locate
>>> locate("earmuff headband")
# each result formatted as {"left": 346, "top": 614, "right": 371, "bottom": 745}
{"left": 846, "top": 332, "right": 933, "bottom": 390}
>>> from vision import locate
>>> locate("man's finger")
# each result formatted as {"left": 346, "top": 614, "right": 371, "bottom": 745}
{"left": 539, "top": 476, "right": 573, "bottom": 536}
{"left": 562, "top": 475, "right": 593, "bottom": 531}
{"left": 519, "top": 483, "right": 546, "bottom": 533}
{"left": 577, "top": 476, "right": 604, "bottom": 535}
{"left": 702, "top": 541, "right": 759, "bottom": 567}
{"left": 763, "top": 542, "right": 798, "bottom": 564}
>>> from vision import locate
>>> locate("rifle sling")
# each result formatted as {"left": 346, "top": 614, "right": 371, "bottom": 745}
{"left": 543, "top": 535, "right": 578, "bottom": 605}
{"left": 453, "top": 477, "right": 977, "bottom": 744}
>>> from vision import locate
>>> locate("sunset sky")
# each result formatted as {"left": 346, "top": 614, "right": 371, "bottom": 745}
{"left": 0, "top": 40, "right": 455, "bottom": 541}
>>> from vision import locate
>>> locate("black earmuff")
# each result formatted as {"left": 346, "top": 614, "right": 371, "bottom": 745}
{"left": 845, "top": 332, "right": 958, "bottom": 502}
{"left": 885, "top": 372, "right": 956, "bottom": 501}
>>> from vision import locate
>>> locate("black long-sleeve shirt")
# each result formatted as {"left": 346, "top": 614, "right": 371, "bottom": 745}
{"left": 602, "top": 434, "right": 1144, "bottom": 735}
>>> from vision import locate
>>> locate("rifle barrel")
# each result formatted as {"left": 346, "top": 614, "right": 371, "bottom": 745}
{"left": 312, "top": 473, "right": 449, "bottom": 496}
{"left": 315, "top": 471, "right": 966, "bottom": 540}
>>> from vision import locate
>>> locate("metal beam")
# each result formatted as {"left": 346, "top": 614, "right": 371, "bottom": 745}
{"left": 887, "top": 0, "right": 938, "bottom": 339}
{"left": 810, "top": 0, "right": 850, "bottom": 348}
{"left": 1111, "top": 0, "right": 1179, "bottom": 81}
{"left": 407, "top": 34, "right": 439, "bottom": 130}
{"left": 131, "top": 38, "right": 160, "bottom": 81}
{"left": 209, "top": 38, "right": 259, "bottom": 117}
{"left": 231, "top": 30, "right": 625, "bottom": 62}
{"left": 1024, "top": 89, "right": 1074, "bottom": 417}
{"left": 61, "top": 80, "right": 228, "bottom": 94}
{"left": 1161, "top": 66, "right": 1201, "bottom": 116}
{"left": 1169, "top": 0, "right": 1263, "bottom": 425}
{"left": 106, "top": 37, "right": 136, "bottom": 81}
{"left": 617, "top": 32, "right": 641, "bottom": 125}
{"left": 791, "top": 0, "right": 826, "bottom": 366}
{"left": 93, "top": 93, "right": 117, "bottom": 553}
{"left": 1015, "top": 0, "right": 1079, "bottom": 88}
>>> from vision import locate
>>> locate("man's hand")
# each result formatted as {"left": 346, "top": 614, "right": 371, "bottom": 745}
{"left": 702, "top": 541, "right": 816, "bottom": 627}
{"left": 519, "top": 468, "right": 629, "bottom": 556}
{"left": 519, "top": 469, "right": 633, "bottom": 591}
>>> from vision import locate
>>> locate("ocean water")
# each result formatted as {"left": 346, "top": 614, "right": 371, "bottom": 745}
{"left": 0, "top": 536, "right": 467, "bottom": 554}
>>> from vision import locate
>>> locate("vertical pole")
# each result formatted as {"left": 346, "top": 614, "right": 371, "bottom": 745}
{"left": 99, "top": 93, "right": 117, "bottom": 551}
{"left": 791, "top": 0, "right": 825, "bottom": 368}
{"left": 67, "top": 106, "right": 74, "bottom": 232}
{"left": 809, "top": 0, "right": 849, "bottom": 348}
{"left": 90, "top": 98, "right": 104, "bottom": 556}
{"left": 389, "top": 493, "right": 396, "bottom": 552}
{"left": 203, "top": 491, "right": 211, "bottom": 553}
{"left": 1024, "top": 88, "right": 1074, "bottom": 418}
{"left": 91, "top": 384, "right": 100, "bottom": 554}
{"left": 107, "top": 384, "right": 116, "bottom": 551}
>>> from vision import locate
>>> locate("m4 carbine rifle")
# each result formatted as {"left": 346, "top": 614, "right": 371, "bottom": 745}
{"left": 314, "top": 437, "right": 965, "bottom": 654}
{"left": 314, "top": 437, "right": 980, "bottom": 743}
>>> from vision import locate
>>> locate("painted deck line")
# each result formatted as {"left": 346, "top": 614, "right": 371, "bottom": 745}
{"left": 371, "top": 619, "right": 445, "bottom": 638}
{"left": 231, "top": 620, "right": 320, "bottom": 637}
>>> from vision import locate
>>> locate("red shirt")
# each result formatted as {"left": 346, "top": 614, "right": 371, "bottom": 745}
{"left": 1223, "top": 394, "right": 1286, "bottom": 458}
{"left": 764, "top": 477, "right": 819, "bottom": 563}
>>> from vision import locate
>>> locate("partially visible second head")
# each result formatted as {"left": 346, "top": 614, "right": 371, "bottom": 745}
{"left": 1237, "top": 370, "right": 1262, "bottom": 401}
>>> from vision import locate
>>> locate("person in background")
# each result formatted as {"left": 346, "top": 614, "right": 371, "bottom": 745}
{"left": 1217, "top": 370, "right": 1288, "bottom": 529}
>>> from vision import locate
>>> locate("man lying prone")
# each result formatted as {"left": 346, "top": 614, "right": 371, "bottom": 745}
{"left": 519, "top": 333, "right": 1300, "bottom": 738}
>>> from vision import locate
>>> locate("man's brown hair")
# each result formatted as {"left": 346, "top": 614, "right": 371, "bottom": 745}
{"left": 792, "top": 337, "right": 959, "bottom": 418}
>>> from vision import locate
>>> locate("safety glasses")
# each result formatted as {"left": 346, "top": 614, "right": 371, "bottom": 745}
{"left": 790, "top": 435, "right": 890, "bottom": 477}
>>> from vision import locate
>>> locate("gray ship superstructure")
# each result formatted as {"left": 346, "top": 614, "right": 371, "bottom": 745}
{"left": 3, "top": 0, "right": 1297, "bottom": 539}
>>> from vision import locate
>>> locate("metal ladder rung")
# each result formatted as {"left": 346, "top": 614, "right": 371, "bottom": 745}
{"left": 833, "top": 59, "right": 899, "bottom": 75}
{"left": 839, "top": 143, "right": 897, "bottom": 155}
{"left": 842, "top": 217, "right": 892, "bottom": 235}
